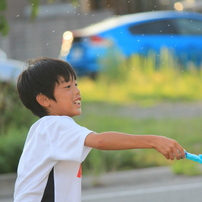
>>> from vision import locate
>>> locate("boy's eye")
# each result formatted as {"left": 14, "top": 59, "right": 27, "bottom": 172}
{"left": 65, "top": 85, "right": 71, "bottom": 88}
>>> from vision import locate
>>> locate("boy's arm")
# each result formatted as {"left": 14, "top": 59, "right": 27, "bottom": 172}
{"left": 84, "top": 132, "right": 185, "bottom": 160}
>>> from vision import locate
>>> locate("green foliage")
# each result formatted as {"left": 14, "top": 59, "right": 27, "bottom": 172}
{"left": 28, "top": 0, "right": 40, "bottom": 20}
{"left": 0, "top": 128, "right": 27, "bottom": 173}
{"left": 0, "top": 0, "right": 6, "bottom": 11}
{"left": 28, "top": 0, "right": 58, "bottom": 20}
{"left": 0, "top": 0, "right": 9, "bottom": 36}
{"left": 79, "top": 50, "right": 202, "bottom": 104}
{"left": 76, "top": 102, "right": 202, "bottom": 176}
{"left": 171, "top": 160, "right": 202, "bottom": 176}
{"left": 0, "top": 15, "right": 9, "bottom": 36}
{"left": 0, "top": 82, "right": 36, "bottom": 174}
{"left": 0, "top": 82, "right": 37, "bottom": 135}
{"left": 1, "top": 50, "right": 202, "bottom": 176}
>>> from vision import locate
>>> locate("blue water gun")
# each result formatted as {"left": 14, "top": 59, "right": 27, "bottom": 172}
{"left": 185, "top": 151, "right": 202, "bottom": 164}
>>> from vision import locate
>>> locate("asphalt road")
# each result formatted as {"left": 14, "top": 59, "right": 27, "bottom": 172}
{"left": 81, "top": 167, "right": 202, "bottom": 202}
{"left": 1, "top": 162, "right": 202, "bottom": 202}
{"left": 82, "top": 176, "right": 202, "bottom": 202}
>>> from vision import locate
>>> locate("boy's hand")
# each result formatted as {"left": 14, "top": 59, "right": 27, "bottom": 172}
{"left": 151, "top": 136, "right": 185, "bottom": 160}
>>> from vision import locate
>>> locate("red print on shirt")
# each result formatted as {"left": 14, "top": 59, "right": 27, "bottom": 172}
{"left": 77, "top": 164, "right": 82, "bottom": 178}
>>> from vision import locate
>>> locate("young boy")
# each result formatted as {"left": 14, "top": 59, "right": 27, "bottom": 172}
{"left": 14, "top": 57, "right": 185, "bottom": 202}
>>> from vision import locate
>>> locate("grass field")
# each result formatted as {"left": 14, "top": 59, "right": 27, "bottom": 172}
{"left": 74, "top": 102, "right": 202, "bottom": 176}
{"left": 1, "top": 52, "right": 202, "bottom": 175}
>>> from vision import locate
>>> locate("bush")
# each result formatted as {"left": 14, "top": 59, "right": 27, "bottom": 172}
{"left": 1, "top": 50, "right": 202, "bottom": 175}
{"left": 0, "top": 82, "right": 36, "bottom": 136}
{"left": 79, "top": 51, "right": 202, "bottom": 104}
{"left": 0, "top": 128, "right": 27, "bottom": 173}
{"left": 0, "top": 81, "right": 36, "bottom": 174}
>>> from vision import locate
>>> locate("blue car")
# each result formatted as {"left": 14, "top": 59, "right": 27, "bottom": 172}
{"left": 59, "top": 10, "right": 202, "bottom": 78}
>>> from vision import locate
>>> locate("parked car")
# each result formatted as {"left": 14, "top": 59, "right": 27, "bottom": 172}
{"left": 59, "top": 10, "right": 202, "bottom": 78}
{"left": 0, "top": 50, "right": 25, "bottom": 83}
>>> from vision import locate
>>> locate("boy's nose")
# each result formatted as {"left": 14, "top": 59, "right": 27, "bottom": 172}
{"left": 75, "top": 86, "right": 80, "bottom": 95}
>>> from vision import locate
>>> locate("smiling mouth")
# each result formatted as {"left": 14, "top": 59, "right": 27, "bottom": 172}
{"left": 74, "top": 100, "right": 81, "bottom": 106}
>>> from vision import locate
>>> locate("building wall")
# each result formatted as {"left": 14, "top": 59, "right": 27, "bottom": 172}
{"left": 1, "top": 2, "right": 113, "bottom": 62}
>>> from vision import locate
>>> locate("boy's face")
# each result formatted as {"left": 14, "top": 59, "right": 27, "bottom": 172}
{"left": 46, "top": 77, "right": 82, "bottom": 117}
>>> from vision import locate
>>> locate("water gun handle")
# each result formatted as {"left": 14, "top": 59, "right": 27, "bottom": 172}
{"left": 185, "top": 151, "right": 202, "bottom": 164}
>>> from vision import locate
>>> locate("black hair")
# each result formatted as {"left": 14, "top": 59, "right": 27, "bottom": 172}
{"left": 17, "top": 57, "right": 77, "bottom": 117}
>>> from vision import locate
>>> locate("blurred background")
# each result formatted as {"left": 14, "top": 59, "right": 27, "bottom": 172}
{"left": 1, "top": 0, "right": 202, "bottom": 61}
{"left": 1, "top": 0, "right": 202, "bottom": 175}
{"left": 1, "top": 1, "right": 202, "bottom": 201}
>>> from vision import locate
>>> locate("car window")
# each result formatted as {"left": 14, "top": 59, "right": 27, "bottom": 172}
{"left": 129, "top": 19, "right": 179, "bottom": 35}
{"left": 175, "top": 19, "right": 202, "bottom": 35}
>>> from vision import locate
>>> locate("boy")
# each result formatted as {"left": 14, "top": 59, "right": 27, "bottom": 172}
{"left": 14, "top": 57, "right": 185, "bottom": 202}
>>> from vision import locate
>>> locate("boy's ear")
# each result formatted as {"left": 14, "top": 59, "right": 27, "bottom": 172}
{"left": 36, "top": 93, "right": 50, "bottom": 107}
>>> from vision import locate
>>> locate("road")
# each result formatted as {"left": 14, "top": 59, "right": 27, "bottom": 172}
{"left": 82, "top": 177, "right": 202, "bottom": 202}
{"left": 1, "top": 163, "right": 202, "bottom": 202}
{"left": 81, "top": 166, "right": 202, "bottom": 202}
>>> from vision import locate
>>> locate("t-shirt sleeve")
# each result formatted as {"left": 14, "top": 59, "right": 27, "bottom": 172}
{"left": 45, "top": 116, "right": 92, "bottom": 163}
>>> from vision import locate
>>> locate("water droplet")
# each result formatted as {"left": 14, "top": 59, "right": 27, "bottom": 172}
{"left": 16, "top": 15, "right": 20, "bottom": 17}
{"left": 46, "top": 43, "right": 49, "bottom": 46}
{"left": 52, "top": 30, "right": 55, "bottom": 33}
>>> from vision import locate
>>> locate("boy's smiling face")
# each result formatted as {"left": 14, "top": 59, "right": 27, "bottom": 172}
{"left": 45, "top": 77, "right": 82, "bottom": 117}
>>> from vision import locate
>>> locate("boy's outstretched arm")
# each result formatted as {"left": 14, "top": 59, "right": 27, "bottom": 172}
{"left": 84, "top": 132, "right": 185, "bottom": 160}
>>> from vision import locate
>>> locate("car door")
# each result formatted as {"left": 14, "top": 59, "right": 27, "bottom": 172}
{"left": 173, "top": 18, "right": 202, "bottom": 67}
{"left": 116, "top": 18, "right": 202, "bottom": 68}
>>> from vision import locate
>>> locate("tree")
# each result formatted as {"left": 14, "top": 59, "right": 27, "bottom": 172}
{"left": 0, "top": 0, "right": 53, "bottom": 36}
{"left": 0, "top": 0, "right": 8, "bottom": 36}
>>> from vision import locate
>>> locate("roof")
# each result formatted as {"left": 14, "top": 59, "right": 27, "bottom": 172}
{"left": 72, "top": 10, "right": 202, "bottom": 36}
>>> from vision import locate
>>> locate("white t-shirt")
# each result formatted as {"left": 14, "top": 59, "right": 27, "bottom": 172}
{"left": 14, "top": 116, "right": 92, "bottom": 202}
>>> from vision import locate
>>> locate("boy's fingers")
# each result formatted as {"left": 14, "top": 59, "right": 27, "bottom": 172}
{"left": 176, "top": 145, "right": 186, "bottom": 159}
{"left": 172, "top": 146, "right": 185, "bottom": 160}
{"left": 169, "top": 152, "right": 175, "bottom": 160}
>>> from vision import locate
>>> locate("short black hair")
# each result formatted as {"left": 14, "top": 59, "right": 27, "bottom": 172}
{"left": 17, "top": 57, "right": 77, "bottom": 117}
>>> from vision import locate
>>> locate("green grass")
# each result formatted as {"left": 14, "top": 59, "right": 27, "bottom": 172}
{"left": 78, "top": 53, "right": 202, "bottom": 104}
{"left": 75, "top": 102, "right": 202, "bottom": 176}
{"left": 1, "top": 50, "right": 202, "bottom": 176}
